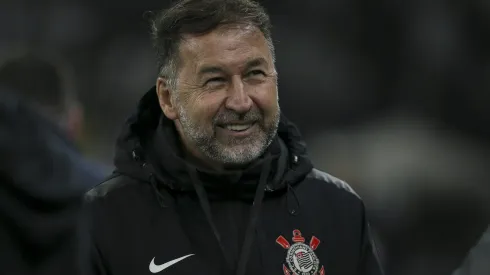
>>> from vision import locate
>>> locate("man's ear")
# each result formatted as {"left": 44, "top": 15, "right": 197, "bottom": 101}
{"left": 65, "top": 104, "right": 84, "bottom": 141}
{"left": 156, "top": 77, "right": 178, "bottom": 120}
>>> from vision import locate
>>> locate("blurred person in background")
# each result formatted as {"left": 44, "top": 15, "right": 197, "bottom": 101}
{"left": 0, "top": 53, "right": 107, "bottom": 274}
{"left": 86, "top": 0, "right": 383, "bottom": 274}
{"left": 453, "top": 226, "right": 490, "bottom": 275}
{"left": 0, "top": 53, "right": 109, "bottom": 179}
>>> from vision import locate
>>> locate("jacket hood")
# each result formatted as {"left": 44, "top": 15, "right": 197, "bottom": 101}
{"left": 114, "top": 86, "right": 313, "bottom": 200}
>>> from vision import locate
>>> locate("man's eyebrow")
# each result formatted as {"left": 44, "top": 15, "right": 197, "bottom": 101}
{"left": 244, "top": 57, "right": 267, "bottom": 70}
{"left": 197, "top": 57, "right": 269, "bottom": 77}
{"left": 197, "top": 66, "right": 225, "bottom": 77}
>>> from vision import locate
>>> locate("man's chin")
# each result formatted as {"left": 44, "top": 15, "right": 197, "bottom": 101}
{"left": 218, "top": 143, "right": 266, "bottom": 163}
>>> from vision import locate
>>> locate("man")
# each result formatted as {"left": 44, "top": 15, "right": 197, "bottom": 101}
{"left": 0, "top": 54, "right": 106, "bottom": 275}
{"left": 0, "top": 54, "right": 82, "bottom": 140}
{"left": 87, "top": 0, "right": 383, "bottom": 274}
{"left": 0, "top": 91, "right": 98, "bottom": 275}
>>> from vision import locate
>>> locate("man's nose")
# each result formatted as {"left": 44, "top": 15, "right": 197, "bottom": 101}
{"left": 224, "top": 77, "right": 253, "bottom": 114}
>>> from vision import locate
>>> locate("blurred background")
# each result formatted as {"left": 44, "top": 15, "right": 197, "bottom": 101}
{"left": 1, "top": 0, "right": 489, "bottom": 274}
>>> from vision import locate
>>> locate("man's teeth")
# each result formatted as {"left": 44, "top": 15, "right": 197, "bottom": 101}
{"left": 225, "top": 124, "right": 253, "bottom": 131}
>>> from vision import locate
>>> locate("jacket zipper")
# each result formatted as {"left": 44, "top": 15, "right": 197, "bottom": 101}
{"left": 228, "top": 202, "right": 239, "bottom": 269}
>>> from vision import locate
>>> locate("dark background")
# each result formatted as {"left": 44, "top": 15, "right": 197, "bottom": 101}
{"left": 1, "top": 0, "right": 489, "bottom": 274}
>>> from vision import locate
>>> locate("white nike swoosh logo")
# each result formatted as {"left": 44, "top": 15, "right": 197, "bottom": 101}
{"left": 149, "top": 254, "right": 194, "bottom": 273}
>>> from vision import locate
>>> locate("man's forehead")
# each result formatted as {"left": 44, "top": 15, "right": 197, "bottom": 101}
{"left": 181, "top": 24, "right": 262, "bottom": 47}
{"left": 179, "top": 25, "right": 271, "bottom": 68}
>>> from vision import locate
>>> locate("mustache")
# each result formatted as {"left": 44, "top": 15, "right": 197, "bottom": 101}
{"left": 213, "top": 109, "right": 262, "bottom": 125}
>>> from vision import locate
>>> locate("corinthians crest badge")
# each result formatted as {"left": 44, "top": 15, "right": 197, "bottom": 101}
{"left": 276, "top": 230, "right": 325, "bottom": 275}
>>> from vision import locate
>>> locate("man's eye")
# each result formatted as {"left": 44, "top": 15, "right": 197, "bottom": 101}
{"left": 206, "top": 77, "right": 226, "bottom": 85}
{"left": 247, "top": 70, "right": 266, "bottom": 77}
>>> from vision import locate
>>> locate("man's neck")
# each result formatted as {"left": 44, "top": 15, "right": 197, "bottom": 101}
{"left": 182, "top": 148, "right": 223, "bottom": 171}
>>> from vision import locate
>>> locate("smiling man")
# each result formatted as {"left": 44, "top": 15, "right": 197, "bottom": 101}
{"left": 86, "top": 0, "right": 383, "bottom": 274}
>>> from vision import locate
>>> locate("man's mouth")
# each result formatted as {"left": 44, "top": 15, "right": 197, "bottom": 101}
{"left": 218, "top": 122, "right": 256, "bottom": 132}
{"left": 224, "top": 124, "right": 253, "bottom": 131}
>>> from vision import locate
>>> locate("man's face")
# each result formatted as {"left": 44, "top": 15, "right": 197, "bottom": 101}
{"left": 167, "top": 25, "right": 280, "bottom": 167}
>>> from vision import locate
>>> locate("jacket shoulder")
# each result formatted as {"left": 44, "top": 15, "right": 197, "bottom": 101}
{"left": 305, "top": 168, "right": 361, "bottom": 200}
{"left": 85, "top": 173, "right": 139, "bottom": 203}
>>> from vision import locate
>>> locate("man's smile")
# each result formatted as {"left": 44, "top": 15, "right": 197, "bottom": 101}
{"left": 217, "top": 122, "right": 257, "bottom": 138}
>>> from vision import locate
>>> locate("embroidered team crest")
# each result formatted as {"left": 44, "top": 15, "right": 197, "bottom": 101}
{"left": 276, "top": 230, "right": 325, "bottom": 275}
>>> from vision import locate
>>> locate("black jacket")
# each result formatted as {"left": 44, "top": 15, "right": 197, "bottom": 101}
{"left": 87, "top": 87, "right": 383, "bottom": 275}
{"left": 0, "top": 91, "right": 103, "bottom": 275}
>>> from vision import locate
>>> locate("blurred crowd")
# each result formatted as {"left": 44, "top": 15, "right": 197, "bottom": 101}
{"left": 0, "top": 0, "right": 489, "bottom": 274}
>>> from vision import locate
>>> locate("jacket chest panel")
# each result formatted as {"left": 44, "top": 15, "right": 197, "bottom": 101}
{"left": 258, "top": 201, "right": 360, "bottom": 275}
{"left": 99, "top": 194, "right": 361, "bottom": 275}
{"left": 101, "top": 207, "right": 221, "bottom": 275}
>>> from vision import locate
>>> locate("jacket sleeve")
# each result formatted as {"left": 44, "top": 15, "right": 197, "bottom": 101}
{"left": 86, "top": 195, "right": 110, "bottom": 275}
{"left": 452, "top": 226, "right": 490, "bottom": 275}
{"left": 90, "top": 237, "right": 109, "bottom": 275}
{"left": 357, "top": 204, "right": 385, "bottom": 275}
